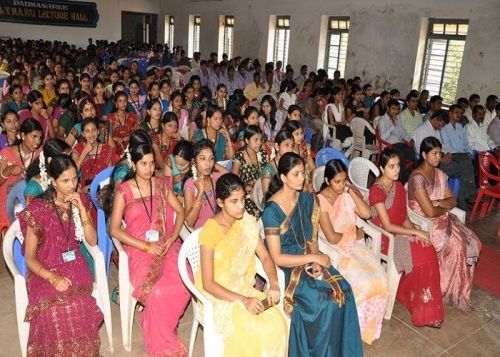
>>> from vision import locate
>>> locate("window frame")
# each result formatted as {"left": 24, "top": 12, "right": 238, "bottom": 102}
{"left": 193, "top": 15, "right": 201, "bottom": 53}
{"left": 166, "top": 16, "right": 174, "bottom": 47}
{"left": 223, "top": 15, "right": 234, "bottom": 59}
{"left": 273, "top": 15, "right": 291, "bottom": 65}
{"left": 419, "top": 18, "right": 469, "bottom": 102}
{"left": 324, "top": 16, "right": 350, "bottom": 78}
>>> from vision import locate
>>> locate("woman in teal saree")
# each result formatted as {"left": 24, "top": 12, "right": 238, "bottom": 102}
{"left": 262, "top": 152, "right": 362, "bottom": 357}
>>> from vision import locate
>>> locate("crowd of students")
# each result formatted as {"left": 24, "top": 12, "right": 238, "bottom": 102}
{"left": 0, "top": 37, "right": 496, "bottom": 356}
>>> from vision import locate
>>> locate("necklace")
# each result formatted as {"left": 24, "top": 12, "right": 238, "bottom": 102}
{"left": 53, "top": 198, "right": 73, "bottom": 250}
{"left": 245, "top": 147, "right": 258, "bottom": 166}
{"left": 18, "top": 145, "right": 34, "bottom": 168}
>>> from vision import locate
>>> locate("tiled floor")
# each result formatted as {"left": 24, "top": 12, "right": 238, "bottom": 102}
{"left": 1, "top": 210, "right": 498, "bottom": 356}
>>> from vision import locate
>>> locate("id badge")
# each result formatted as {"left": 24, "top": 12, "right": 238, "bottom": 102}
{"left": 145, "top": 230, "right": 159, "bottom": 242}
{"left": 62, "top": 250, "right": 76, "bottom": 263}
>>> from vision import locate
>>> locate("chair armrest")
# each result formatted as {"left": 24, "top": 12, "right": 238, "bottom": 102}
{"left": 407, "top": 207, "right": 434, "bottom": 233}
{"left": 367, "top": 221, "right": 396, "bottom": 266}
{"left": 450, "top": 207, "right": 466, "bottom": 224}
{"left": 356, "top": 217, "right": 382, "bottom": 262}
{"left": 318, "top": 234, "right": 340, "bottom": 268}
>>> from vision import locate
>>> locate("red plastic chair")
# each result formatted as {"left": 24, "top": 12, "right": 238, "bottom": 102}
{"left": 375, "top": 127, "right": 392, "bottom": 166}
{"left": 470, "top": 152, "right": 500, "bottom": 222}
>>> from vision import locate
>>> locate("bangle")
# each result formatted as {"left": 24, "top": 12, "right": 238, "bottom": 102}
{"left": 0, "top": 168, "right": 8, "bottom": 179}
{"left": 143, "top": 242, "right": 151, "bottom": 253}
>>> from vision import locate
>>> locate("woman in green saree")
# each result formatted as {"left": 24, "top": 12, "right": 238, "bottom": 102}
{"left": 262, "top": 152, "right": 362, "bottom": 357}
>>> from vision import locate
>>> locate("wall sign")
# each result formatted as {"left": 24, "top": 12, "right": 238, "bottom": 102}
{"left": 0, "top": 0, "right": 99, "bottom": 28}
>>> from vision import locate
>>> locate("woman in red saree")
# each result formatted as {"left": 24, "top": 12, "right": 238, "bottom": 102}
{"left": 20, "top": 155, "right": 102, "bottom": 356}
{"left": 0, "top": 118, "right": 42, "bottom": 232}
{"left": 73, "top": 118, "right": 119, "bottom": 192}
{"left": 408, "top": 137, "right": 481, "bottom": 311}
{"left": 109, "top": 142, "right": 190, "bottom": 356}
{"left": 108, "top": 91, "right": 138, "bottom": 155}
{"left": 369, "top": 148, "right": 444, "bottom": 327}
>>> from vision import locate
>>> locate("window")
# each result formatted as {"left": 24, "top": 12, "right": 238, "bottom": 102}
{"left": 164, "top": 16, "right": 174, "bottom": 47}
{"left": 273, "top": 16, "right": 290, "bottom": 65}
{"left": 193, "top": 15, "right": 201, "bottom": 53}
{"left": 223, "top": 16, "right": 234, "bottom": 59}
{"left": 325, "top": 17, "right": 350, "bottom": 78}
{"left": 420, "top": 19, "right": 469, "bottom": 104}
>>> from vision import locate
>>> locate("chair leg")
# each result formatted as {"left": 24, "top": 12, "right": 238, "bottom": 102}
{"left": 470, "top": 191, "right": 485, "bottom": 223}
{"left": 124, "top": 298, "right": 136, "bottom": 352}
{"left": 188, "top": 318, "right": 199, "bottom": 357}
{"left": 488, "top": 198, "right": 497, "bottom": 213}
{"left": 384, "top": 263, "right": 401, "bottom": 320}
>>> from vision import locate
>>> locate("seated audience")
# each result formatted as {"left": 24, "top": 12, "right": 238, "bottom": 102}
{"left": 195, "top": 173, "right": 287, "bottom": 356}
{"left": 465, "top": 104, "right": 496, "bottom": 152}
{"left": 487, "top": 102, "right": 500, "bottom": 146}
{"left": 192, "top": 107, "right": 234, "bottom": 161}
{"left": 109, "top": 141, "right": 190, "bottom": 356}
{"left": 20, "top": 155, "right": 103, "bottom": 355}
{"left": 263, "top": 152, "right": 363, "bottom": 357}
{"left": 318, "top": 159, "right": 388, "bottom": 344}
{"left": 440, "top": 105, "right": 476, "bottom": 209}
{"left": 369, "top": 148, "right": 444, "bottom": 327}
{"left": 407, "top": 137, "right": 481, "bottom": 310}
{"left": 399, "top": 91, "right": 423, "bottom": 138}
{"left": 0, "top": 109, "right": 19, "bottom": 148}
{"left": 377, "top": 98, "right": 414, "bottom": 183}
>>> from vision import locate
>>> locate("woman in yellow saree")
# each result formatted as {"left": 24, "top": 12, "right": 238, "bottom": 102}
{"left": 195, "top": 173, "right": 287, "bottom": 357}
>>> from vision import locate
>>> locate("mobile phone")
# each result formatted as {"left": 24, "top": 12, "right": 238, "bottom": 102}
{"left": 261, "top": 298, "right": 272, "bottom": 311}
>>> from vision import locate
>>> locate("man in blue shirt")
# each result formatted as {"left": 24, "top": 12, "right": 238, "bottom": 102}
{"left": 440, "top": 105, "right": 476, "bottom": 209}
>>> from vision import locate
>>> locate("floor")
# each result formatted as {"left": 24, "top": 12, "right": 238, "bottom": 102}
{"left": 0, "top": 210, "right": 498, "bottom": 357}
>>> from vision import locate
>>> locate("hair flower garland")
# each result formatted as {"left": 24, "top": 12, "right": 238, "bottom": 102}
{"left": 38, "top": 151, "right": 50, "bottom": 191}
{"left": 72, "top": 204, "right": 85, "bottom": 242}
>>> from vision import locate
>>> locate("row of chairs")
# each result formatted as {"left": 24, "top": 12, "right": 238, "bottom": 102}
{"left": 0, "top": 150, "right": 483, "bottom": 357}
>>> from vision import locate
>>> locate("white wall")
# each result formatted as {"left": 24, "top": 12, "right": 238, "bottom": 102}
{"left": 0, "top": 0, "right": 161, "bottom": 47}
{"left": 160, "top": 0, "right": 500, "bottom": 99}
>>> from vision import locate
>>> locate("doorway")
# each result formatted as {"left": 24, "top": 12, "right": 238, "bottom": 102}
{"left": 121, "top": 11, "right": 158, "bottom": 43}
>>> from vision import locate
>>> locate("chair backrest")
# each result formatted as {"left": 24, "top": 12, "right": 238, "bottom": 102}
{"left": 178, "top": 229, "right": 204, "bottom": 299}
{"left": 3, "top": 219, "right": 27, "bottom": 278}
{"left": 304, "top": 127, "right": 313, "bottom": 145}
{"left": 7, "top": 179, "right": 27, "bottom": 224}
{"left": 315, "top": 147, "right": 350, "bottom": 167}
{"left": 312, "top": 166, "right": 326, "bottom": 193}
{"left": 252, "top": 178, "right": 264, "bottom": 211}
{"left": 478, "top": 152, "right": 500, "bottom": 188}
{"left": 348, "top": 157, "right": 380, "bottom": 192}
{"left": 89, "top": 166, "right": 115, "bottom": 275}
{"left": 217, "top": 160, "right": 233, "bottom": 172}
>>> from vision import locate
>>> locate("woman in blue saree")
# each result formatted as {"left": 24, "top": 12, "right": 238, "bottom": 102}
{"left": 262, "top": 152, "right": 362, "bottom": 357}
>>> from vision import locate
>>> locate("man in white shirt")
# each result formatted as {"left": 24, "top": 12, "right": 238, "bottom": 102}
{"left": 484, "top": 95, "right": 498, "bottom": 128}
{"left": 465, "top": 104, "right": 497, "bottom": 152}
{"left": 412, "top": 111, "right": 445, "bottom": 154}
{"left": 488, "top": 102, "right": 500, "bottom": 146}
{"left": 465, "top": 93, "right": 480, "bottom": 123}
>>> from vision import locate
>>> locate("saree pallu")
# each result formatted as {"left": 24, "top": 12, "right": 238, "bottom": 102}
{"left": 74, "top": 143, "right": 119, "bottom": 190}
{"left": 194, "top": 214, "right": 287, "bottom": 357}
{"left": 408, "top": 169, "right": 481, "bottom": 311}
{"left": 118, "top": 176, "right": 190, "bottom": 356}
{"left": 108, "top": 112, "right": 138, "bottom": 156}
{"left": 262, "top": 192, "right": 362, "bottom": 357}
{"left": 18, "top": 196, "right": 102, "bottom": 356}
{"left": 369, "top": 181, "right": 444, "bottom": 326}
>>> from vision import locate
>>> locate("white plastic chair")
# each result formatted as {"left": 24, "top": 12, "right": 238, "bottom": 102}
{"left": 178, "top": 228, "right": 287, "bottom": 357}
{"left": 111, "top": 237, "right": 137, "bottom": 352}
{"left": 318, "top": 217, "right": 382, "bottom": 270}
{"left": 252, "top": 178, "right": 264, "bottom": 212}
{"left": 312, "top": 165, "right": 326, "bottom": 193}
{"left": 321, "top": 110, "right": 342, "bottom": 150}
{"left": 348, "top": 157, "right": 381, "bottom": 201}
{"left": 3, "top": 219, "right": 114, "bottom": 356}
{"left": 350, "top": 116, "right": 377, "bottom": 160}
{"left": 112, "top": 216, "right": 190, "bottom": 352}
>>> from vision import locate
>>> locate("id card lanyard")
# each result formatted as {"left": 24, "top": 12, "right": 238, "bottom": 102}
{"left": 203, "top": 177, "right": 217, "bottom": 214}
{"left": 53, "top": 199, "right": 75, "bottom": 263}
{"left": 135, "top": 177, "right": 159, "bottom": 242}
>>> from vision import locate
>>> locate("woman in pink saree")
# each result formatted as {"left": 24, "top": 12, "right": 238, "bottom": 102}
{"left": 20, "top": 155, "right": 102, "bottom": 356}
{"left": 408, "top": 137, "right": 481, "bottom": 310}
{"left": 109, "top": 141, "right": 190, "bottom": 356}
